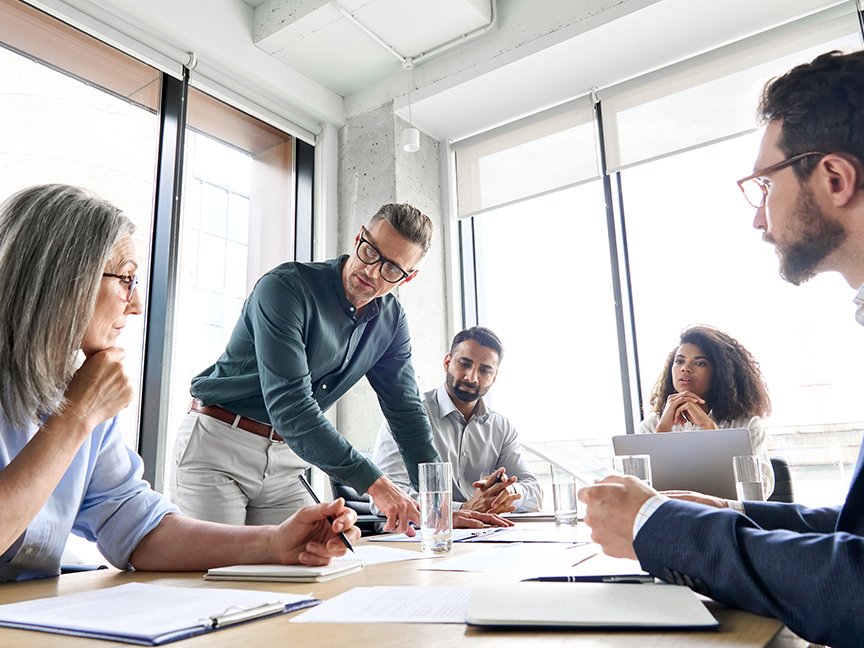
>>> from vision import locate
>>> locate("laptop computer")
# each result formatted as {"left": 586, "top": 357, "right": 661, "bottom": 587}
{"left": 612, "top": 428, "right": 754, "bottom": 499}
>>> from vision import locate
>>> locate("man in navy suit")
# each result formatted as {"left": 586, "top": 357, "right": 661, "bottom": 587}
{"left": 580, "top": 49, "right": 864, "bottom": 648}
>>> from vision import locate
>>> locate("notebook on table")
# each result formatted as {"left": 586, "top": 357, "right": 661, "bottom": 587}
{"left": 205, "top": 557, "right": 364, "bottom": 583}
{"left": 612, "top": 427, "right": 753, "bottom": 499}
{"left": 466, "top": 582, "right": 718, "bottom": 629}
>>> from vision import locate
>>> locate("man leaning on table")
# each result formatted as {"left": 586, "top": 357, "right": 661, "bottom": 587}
{"left": 173, "top": 203, "right": 507, "bottom": 534}
{"left": 579, "top": 49, "right": 864, "bottom": 648}
{"left": 372, "top": 326, "right": 542, "bottom": 514}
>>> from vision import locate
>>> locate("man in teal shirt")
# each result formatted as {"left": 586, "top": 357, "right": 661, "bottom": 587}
{"left": 173, "top": 204, "right": 439, "bottom": 533}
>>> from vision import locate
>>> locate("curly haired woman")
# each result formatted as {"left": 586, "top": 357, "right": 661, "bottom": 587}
{"left": 640, "top": 325, "right": 774, "bottom": 497}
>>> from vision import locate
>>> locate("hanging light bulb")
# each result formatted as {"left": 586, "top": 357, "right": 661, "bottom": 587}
{"left": 402, "top": 58, "right": 419, "bottom": 153}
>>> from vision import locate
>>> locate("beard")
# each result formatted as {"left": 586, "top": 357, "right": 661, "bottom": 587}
{"left": 445, "top": 372, "right": 485, "bottom": 403}
{"left": 768, "top": 185, "right": 846, "bottom": 286}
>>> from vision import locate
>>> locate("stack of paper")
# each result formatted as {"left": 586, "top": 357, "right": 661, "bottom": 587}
{"left": 206, "top": 559, "right": 364, "bottom": 583}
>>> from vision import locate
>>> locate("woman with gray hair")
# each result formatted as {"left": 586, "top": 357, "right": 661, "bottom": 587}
{"left": 0, "top": 184, "right": 359, "bottom": 582}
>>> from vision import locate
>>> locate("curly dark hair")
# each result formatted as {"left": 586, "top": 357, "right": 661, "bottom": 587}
{"left": 648, "top": 325, "right": 771, "bottom": 422}
{"left": 758, "top": 49, "right": 864, "bottom": 179}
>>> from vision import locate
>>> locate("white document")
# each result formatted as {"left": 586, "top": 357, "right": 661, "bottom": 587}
{"left": 467, "top": 582, "right": 718, "bottom": 628}
{"left": 291, "top": 586, "right": 471, "bottom": 624}
{"left": 0, "top": 583, "right": 315, "bottom": 645}
{"left": 460, "top": 525, "right": 593, "bottom": 544}
{"left": 422, "top": 542, "right": 594, "bottom": 574}
{"left": 522, "top": 440, "right": 617, "bottom": 486}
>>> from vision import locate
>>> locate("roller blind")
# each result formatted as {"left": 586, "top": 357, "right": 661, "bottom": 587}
{"left": 599, "top": 4, "right": 861, "bottom": 173}
{"left": 452, "top": 96, "right": 598, "bottom": 219}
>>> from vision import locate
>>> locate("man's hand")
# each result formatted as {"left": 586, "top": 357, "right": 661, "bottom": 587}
{"left": 453, "top": 509, "right": 514, "bottom": 528}
{"left": 662, "top": 490, "right": 729, "bottom": 508}
{"left": 366, "top": 475, "right": 421, "bottom": 535}
{"left": 463, "top": 467, "right": 521, "bottom": 514}
{"left": 272, "top": 499, "right": 361, "bottom": 566}
{"left": 578, "top": 475, "right": 656, "bottom": 560}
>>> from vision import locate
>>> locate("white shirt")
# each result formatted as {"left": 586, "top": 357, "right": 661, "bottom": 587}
{"left": 371, "top": 385, "right": 542, "bottom": 512}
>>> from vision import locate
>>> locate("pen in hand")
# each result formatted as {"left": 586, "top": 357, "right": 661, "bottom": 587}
{"left": 297, "top": 474, "right": 355, "bottom": 553}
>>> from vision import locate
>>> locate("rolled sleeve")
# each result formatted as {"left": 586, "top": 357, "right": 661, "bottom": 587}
{"left": 74, "top": 420, "right": 177, "bottom": 569}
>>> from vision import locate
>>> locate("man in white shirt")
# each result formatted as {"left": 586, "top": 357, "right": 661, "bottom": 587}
{"left": 372, "top": 326, "right": 542, "bottom": 514}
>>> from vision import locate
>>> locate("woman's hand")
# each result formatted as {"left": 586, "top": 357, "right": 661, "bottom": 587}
{"left": 62, "top": 347, "right": 133, "bottom": 433}
{"left": 655, "top": 391, "right": 706, "bottom": 432}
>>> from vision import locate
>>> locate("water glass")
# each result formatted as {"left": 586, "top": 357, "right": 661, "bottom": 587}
{"left": 550, "top": 466, "right": 579, "bottom": 527}
{"left": 733, "top": 455, "right": 764, "bottom": 501}
{"left": 419, "top": 462, "right": 453, "bottom": 553}
{"left": 613, "top": 454, "right": 653, "bottom": 487}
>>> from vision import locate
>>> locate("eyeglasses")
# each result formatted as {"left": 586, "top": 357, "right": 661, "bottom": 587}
{"left": 102, "top": 273, "right": 139, "bottom": 303}
{"left": 736, "top": 151, "right": 826, "bottom": 209}
{"left": 355, "top": 228, "right": 411, "bottom": 283}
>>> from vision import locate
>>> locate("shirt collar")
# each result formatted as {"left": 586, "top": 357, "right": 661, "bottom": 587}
{"left": 334, "top": 255, "right": 379, "bottom": 322}
{"left": 854, "top": 284, "right": 864, "bottom": 327}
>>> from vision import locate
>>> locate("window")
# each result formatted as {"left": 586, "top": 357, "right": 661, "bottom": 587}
{"left": 459, "top": 5, "right": 862, "bottom": 507}
{"left": 162, "top": 88, "right": 296, "bottom": 493}
{"left": 472, "top": 181, "right": 623, "bottom": 456}
{"left": 0, "top": 0, "right": 160, "bottom": 449}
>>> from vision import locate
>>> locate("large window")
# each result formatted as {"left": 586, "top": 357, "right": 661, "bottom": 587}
{"left": 459, "top": 5, "right": 862, "bottom": 507}
{"left": 0, "top": 0, "right": 160, "bottom": 450}
{"left": 163, "top": 88, "right": 296, "bottom": 494}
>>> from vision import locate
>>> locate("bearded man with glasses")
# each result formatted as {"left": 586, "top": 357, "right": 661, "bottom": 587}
{"left": 580, "top": 49, "right": 864, "bottom": 648}
{"left": 174, "top": 203, "right": 507, "bottom": 535}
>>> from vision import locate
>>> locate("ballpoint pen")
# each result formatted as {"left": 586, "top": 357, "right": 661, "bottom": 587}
{"left": 297, "top": 474, "right": 355, "bottom": 553}
{"left": 521, "top": 575, "right": 655, "bottom": 583}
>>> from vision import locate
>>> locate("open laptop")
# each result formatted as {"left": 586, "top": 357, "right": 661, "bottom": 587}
{"left": 612, "top": 428, "right": 754, "bottom": 499}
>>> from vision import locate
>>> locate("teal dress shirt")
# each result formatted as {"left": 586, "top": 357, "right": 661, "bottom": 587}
{"left": 191, "top": 256, "right": 438, "bottom": 492}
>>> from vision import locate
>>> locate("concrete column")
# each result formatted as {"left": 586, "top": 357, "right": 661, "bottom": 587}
{"left": 336, "top": 102, "right": 446, "bottom": 453}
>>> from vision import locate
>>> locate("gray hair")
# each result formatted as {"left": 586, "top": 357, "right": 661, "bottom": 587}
{"left": 0, "top": 184, "right": 134, "bottom": 429}
{"left": 369, "top": 203, "right": 433, "bottom": 255}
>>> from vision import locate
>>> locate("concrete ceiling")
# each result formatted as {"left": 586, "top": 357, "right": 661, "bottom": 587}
{"left": 245, "top": 0, "right": 494, "bottom": 96}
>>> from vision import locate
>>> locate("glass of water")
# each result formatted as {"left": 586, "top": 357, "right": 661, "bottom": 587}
{"left": 419, "top": 462, "right": 453, "bottom": 553}
{"left": 550, "top": 465, "right": 579, "bottom": 527}
{"left": 613, "top": 454, "right": 653, "bottom": 487}
{"left": 733, "top": 455, "right": 764, "bottom": 501}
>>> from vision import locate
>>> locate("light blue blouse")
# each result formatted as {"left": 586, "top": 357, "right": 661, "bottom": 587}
{"left": 0, "top": 411, "right": 177, "bottom": 581}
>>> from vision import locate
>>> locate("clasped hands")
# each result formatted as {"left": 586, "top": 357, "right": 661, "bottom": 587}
{"left": 463, "top": 467, "right": 522, "bottom": 514}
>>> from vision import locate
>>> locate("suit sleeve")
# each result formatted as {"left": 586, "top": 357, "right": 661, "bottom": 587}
{"left": 634, "top": 499, "right": 864, "bottom": 648}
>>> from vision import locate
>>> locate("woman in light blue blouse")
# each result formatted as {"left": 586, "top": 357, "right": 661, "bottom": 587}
{"left": 0, "top": 184, "right": 359, "bottom": 582}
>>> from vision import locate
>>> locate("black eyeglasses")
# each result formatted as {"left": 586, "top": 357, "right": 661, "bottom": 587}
{"left": 355, "top": 228, "right": 411, "bottom": 283}
{"left": 736, "top": 151, "right": 826, "bottom": 209}
{"left": 102, "top": 273, "right": 139, "bottom": 303}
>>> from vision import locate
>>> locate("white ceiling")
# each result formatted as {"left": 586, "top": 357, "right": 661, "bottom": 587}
{"left": 245, "top": 0, "right": 494, "bottom": 96}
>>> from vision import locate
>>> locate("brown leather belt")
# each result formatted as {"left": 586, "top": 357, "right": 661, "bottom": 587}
{"left": 189, "top": 399, "right": 283, "bottom": 442}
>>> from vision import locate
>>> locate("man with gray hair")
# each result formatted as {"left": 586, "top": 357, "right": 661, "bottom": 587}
{"left": 174, "top": 204, "right": 502, "bottom": 533}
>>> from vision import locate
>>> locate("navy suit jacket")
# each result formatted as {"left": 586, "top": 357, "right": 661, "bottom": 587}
{"left": 634, "top": 439, "right": 864, "bottom": 648}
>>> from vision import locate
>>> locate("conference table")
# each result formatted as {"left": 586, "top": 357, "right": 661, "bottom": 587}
{"left": 0, "top": 530, "right": 803, "bottom": 647}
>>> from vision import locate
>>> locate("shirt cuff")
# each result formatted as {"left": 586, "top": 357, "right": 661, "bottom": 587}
{"left": 727, "top": 499, "right": 745, "bottom": 513}
{"left": 633, "top": 494, "right": 670, "bottom": 539}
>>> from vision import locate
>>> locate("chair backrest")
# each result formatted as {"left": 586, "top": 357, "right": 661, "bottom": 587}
{"left": 768, "top": 457, "right": 794, "bottom": 503}
{"left": 330, "top": 478, "right": 387, "bottom": 536}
